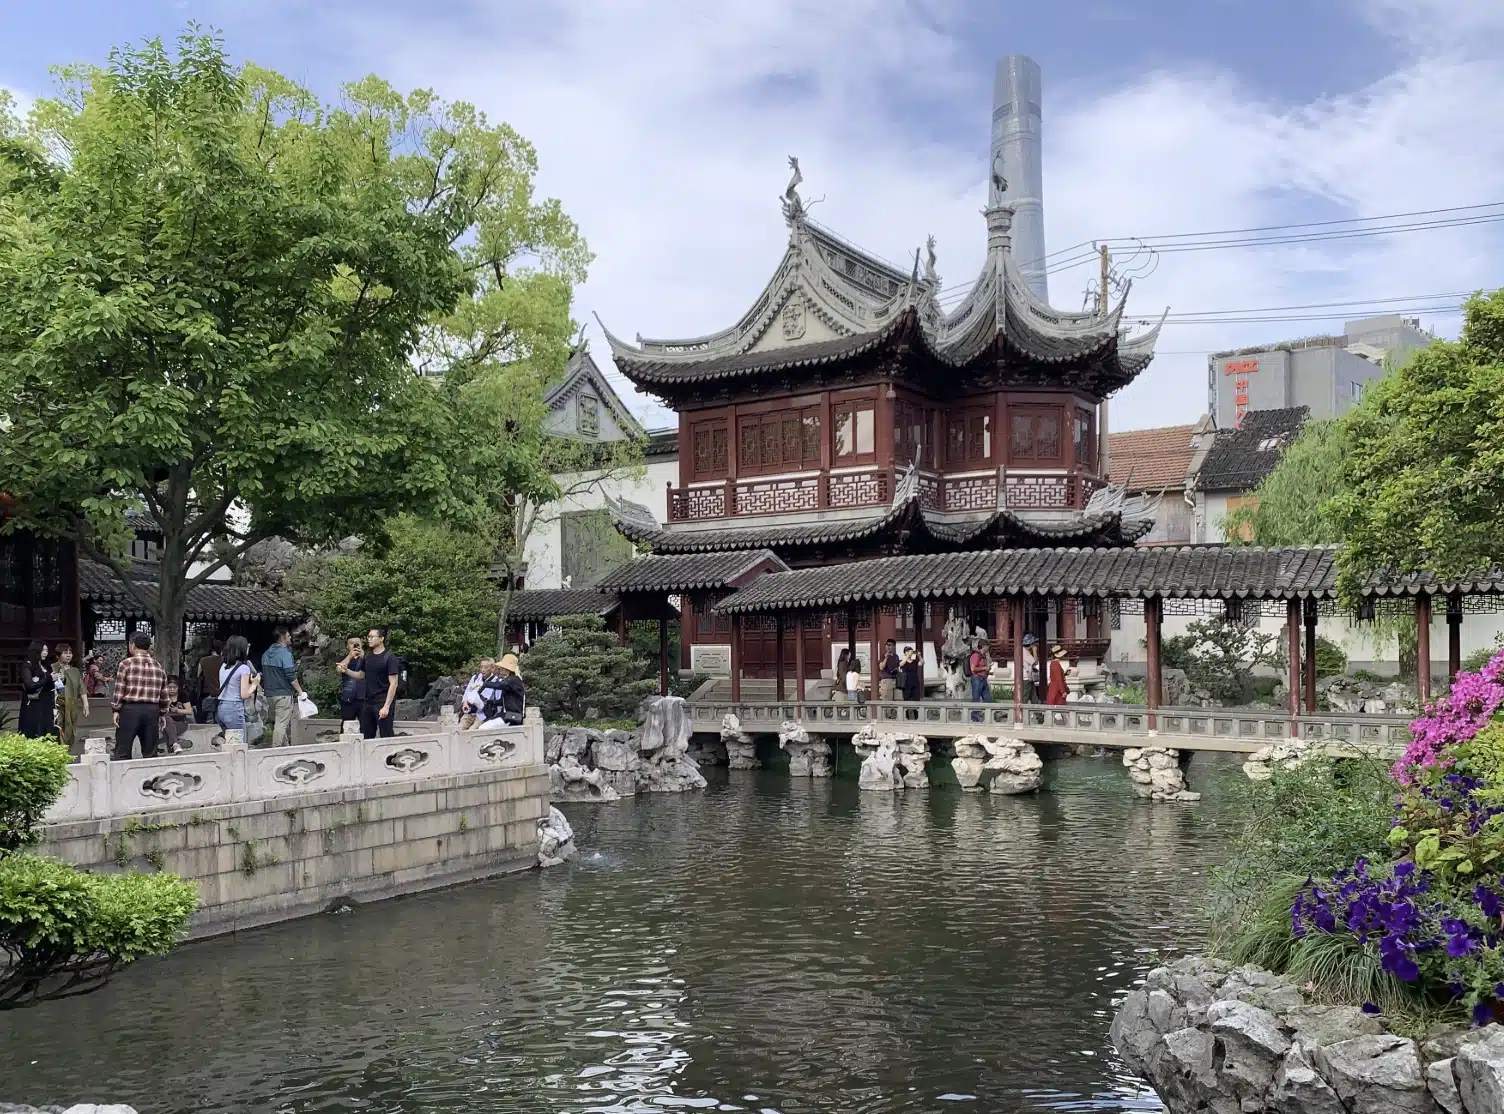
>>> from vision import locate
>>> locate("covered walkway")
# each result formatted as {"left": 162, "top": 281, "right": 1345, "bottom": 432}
{"left": 703, "top": 545, "right": 1503, "bottom": 728}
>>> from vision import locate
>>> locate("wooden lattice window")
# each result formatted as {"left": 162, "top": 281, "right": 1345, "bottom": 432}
{"left": 1010, "top": 407, "right": 1062, "bottom": 464}
{"left": 945, "top": 407, "right": 992, "bottom": 467}
{"left": 691, "top": 422, "right": 728, "bottom": 479}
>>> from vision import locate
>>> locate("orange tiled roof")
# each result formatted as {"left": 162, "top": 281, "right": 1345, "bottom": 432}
{"left": 1108, "top": 424, "right": 1198, "bottom": 492}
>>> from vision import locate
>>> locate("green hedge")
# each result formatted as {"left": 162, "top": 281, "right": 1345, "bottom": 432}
{"left": 0, "top": 734, "right": 198, "bottom": 1009}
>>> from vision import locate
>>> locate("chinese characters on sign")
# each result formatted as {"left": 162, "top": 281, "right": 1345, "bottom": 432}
{"left": 1223, "top": 359, "right": 1257, "bottom": 426}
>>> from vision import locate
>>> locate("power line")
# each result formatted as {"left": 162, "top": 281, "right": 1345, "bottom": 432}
{"left": 1039, "top": 199, "right": 1504, "bottom": 261}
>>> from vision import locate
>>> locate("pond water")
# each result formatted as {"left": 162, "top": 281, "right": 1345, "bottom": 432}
{"left": 2, "top": 755, "right": 1246, "bottom": 1114}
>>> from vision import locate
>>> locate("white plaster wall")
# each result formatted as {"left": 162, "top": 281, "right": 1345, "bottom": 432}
{"left": 524, "top": 456, "right": 678, "bottom": 589}
{"left": 1109, "top": 608, "right": 1504, "bottom": 673}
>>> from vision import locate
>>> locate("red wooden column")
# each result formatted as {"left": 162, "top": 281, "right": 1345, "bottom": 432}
{"left": 1012, "top": 594, "right": 1026, "bottom": 719}
{"left": 775, "top": 615, "right": 786, "bottom": 702}
{"left": 1303, "top": 599, "right": 1318, "bottom": 714}
{"left": 794, "top": 614, "right": 806, "bottom": 716}
{"left": 868, "top": 607, "right": 881, "bottom": 703}
{"left": 658, "top": 617, "right": 669, "bottom": 696}
{"left": 730, "top": 614, "right": 743, "bottom": 703}
{"left": 615, "top": 611, "right": 629, "bottom": 647}
{"left": 913, "top": 599, "right": 925, "bottom": 697}
{"left": 1145, "top": 596, "right": 1163, "bottom": 730}
{"left": 1447, "top": 593, "right": 1463, "bottom": 685}
{"left": 846, "top": 604, "right": 858, "bottom": 667}
{"left": 1060, "top": 597, "right": 1077, "bottom": 643}
{"left": 1285, "top": 599, "right": 1301, "bottom": 736}
{"left": 1416, "top": 592, "right": 1433, "bottom": 702}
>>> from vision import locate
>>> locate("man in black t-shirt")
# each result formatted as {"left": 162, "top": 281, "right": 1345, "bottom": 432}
{"left": 351, "top": 626, "right": 400, "bottom": 739}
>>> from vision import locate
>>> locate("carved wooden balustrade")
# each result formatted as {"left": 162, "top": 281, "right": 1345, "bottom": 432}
{"left": 667, "top": 468, "right": 1109, "bottom": 522}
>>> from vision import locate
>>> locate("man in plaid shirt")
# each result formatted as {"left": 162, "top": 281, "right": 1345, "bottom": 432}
{"left": 112, "top": 632, "right": 170, "bottom": 759}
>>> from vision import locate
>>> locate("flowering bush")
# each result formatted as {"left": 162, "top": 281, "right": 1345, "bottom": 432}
{"left": 1286, "top": 647, "right": 1504, "bottom": 1024}
{"left": 1391, "top": 650, "right": 1504, "bottom": 784}
{"left": 1293, "top": 860, "right": 1504, "bottom": 1023}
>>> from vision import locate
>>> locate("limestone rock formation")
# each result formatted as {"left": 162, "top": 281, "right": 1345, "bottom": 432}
{"left": 720, "top": 713, "right": 759, "bottom": 769}
{"left": 537, "top": 806, "right": 576, "bottom": 868}
{"left": 542, "top": 697, "right": 705, "bottom": 800}
{"left": 779, "top": 720, "right": 833, "bottom": 777}
{"left": 853, "top": 726, "right": 930, "bottom": 790}
{"left": 1112, "top": 955, "right": 1497, "bottom": 1114}
{"left": 1122, "top": 745, "right": 1199, "bottom": 802}
{"left": 950, "top": 735, "right": 1043, "bottom": 794}
{"left": 1243, "top": 738, "right": 1309, "bottom": 781}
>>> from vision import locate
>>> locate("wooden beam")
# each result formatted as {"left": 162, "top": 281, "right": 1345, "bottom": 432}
{"left": 1447, "top": 593, "right": 1462, "bottom": 685}
{"left": 913, "top": 598, "right": 925, "bottom": 696}
{"left": 775, "top": 614, "right": 786, "bottom": 702}
{"left": 1012, "top": 594, "right": 1026, "bottom": 720}
{"left": 1286, "top": 598, "right": 1301, "bottom": 736}
{"left": 794, "top": 613, "right": 805, "bottom": 716}
{"left": 730, "top": 614, "right": 742, "bottom": 703}
{"left": 1145, "top": 596, "right": 1162, "bottom": 729}
{"left": 1416, "top": 592, "right": 1432, "bottom": 703}
{"left": 658, "top": 617, "right": 669, "bottom": 697}
{"left": 1303, "top": 599, "right": 1317, "bottom": 714}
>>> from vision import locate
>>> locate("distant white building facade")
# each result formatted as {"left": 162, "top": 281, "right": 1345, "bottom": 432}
{"left": 522, "top": 346, "right": 678, "bottom": 591}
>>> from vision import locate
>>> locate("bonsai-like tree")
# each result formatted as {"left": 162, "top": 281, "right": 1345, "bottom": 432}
{"left": 0, "top": 736, "right": 197, "bottom": 1009}
{"left": 521, "top": 614, "right": 657, "bottom": 723}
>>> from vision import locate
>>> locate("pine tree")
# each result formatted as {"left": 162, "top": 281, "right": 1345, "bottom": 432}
{"left": 521, "top": 615, "right": 657, "bottom": 723}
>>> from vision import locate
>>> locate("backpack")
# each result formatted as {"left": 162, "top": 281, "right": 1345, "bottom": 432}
{"left": 394, "top": 656, "right": 409, "bottom": 699}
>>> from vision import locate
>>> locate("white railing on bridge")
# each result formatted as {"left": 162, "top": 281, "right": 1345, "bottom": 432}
{"left": 690, "top": 698, "right": 1412, "bottom": 756}
{"left": 45, "top": 721, "right": 545, "bottom": 824}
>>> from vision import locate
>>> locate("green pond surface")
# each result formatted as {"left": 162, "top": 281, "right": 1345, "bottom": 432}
{"left": 1, "top": 754, "right": 1248, "bottom": 1113}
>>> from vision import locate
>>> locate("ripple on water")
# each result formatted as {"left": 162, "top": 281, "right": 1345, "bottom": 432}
{"left": 0, "top": 755, "right": 1242, "bottom": 1113}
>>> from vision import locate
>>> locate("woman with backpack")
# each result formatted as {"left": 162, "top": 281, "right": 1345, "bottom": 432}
{"left": 216, "top": 635, "right": 262, "bottom": 744}
{"left": 18, "top": 641, "right": 57, "bottom": 740}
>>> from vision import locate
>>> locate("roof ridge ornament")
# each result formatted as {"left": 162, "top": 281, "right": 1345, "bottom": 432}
{"left": 781, "top": 156, "right": 805, "bottom": 223}
{"left": 924, "top": 235, "right": 938, "bottom": 285}
{"left": 990, "top": 151, "right": 1009, "bottom": 206}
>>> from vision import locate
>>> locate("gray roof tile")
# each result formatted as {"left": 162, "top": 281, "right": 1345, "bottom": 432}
{"left": 507, "top": 589, "right": 620, "bottom": 621}
{"left": 597, "top": 549, "right": 790, "bottom": 594}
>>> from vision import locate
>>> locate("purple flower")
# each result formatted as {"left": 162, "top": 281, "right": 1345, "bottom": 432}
{"left": 1394, "top": 862, "right": 1416, "bottom": 878}
{"left": 1473, "top": 1002, "right": 1495, "bottom": 1027}
{"left": 1361, "top": 1003, "right": 1382, "bottom": 1015}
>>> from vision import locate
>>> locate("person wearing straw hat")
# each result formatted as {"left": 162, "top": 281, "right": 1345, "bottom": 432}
{"left": 1045, "top": 644, "right": 1070, "bottom": 706}
{"left": 487, "top": 652, "right": 527, "bottom": 725}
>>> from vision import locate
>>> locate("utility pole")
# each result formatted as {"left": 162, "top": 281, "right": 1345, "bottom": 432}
{"left": 1097, "top": 244, "right": 1111, "bottom": 482}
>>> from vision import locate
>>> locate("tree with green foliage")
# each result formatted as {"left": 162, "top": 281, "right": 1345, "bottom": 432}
{"left": 1160, "top": 617, "right": 1280, "bottom": 704}
{"left": 290, "top": 516, "right": 499, "bottom": 687}
{"left": 1222, "top": 411, "right": 1416, "bottom": 676}
{"left": 521, "top": 614, "right": 657, "bottom": 723}
{"left": 1331, "top": 289, "right": 1504, "bottom": 589}
{"left": 1222, "top": 420, "right": 1347, "bottom": 546}
{"left": 0, "top": 29, "right": 587, "bottom": 671}
{"left": 0, "top": 735, "right": 197, "bottom": 1009}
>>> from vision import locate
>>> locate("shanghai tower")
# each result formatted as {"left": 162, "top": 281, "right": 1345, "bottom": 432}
{"left": 991, "top": 55, "right": 1048, "bottom": 301}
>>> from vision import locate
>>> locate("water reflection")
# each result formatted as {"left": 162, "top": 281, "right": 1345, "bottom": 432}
{"left": 0, "top": 755, "right": 1239, "bottom": 1113}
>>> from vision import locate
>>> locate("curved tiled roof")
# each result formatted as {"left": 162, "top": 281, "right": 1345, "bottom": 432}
{"left": 1195, "top": 408, "right": 1308, "bottom": 492}
{"left": 712, "top": 545, "right": 1504, "bottom": 615}
{"left": 506, "top": 588, "right": 619, "bottom": 621}
{"left": 610, "top": 495, "right": 1155, "bottom": 556}
{"left": 80, "top": 562, "right": 300, "bottom": 621}
{"left": 596, "top": 550, "right": 789, "bottom": 594}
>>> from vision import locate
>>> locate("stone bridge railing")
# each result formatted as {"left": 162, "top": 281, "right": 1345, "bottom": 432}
{"left": 45, "top": 721, "right": 545, "bottom": 824}
{"left": 690, "top": 699, "right": 1412, "bottom": 757}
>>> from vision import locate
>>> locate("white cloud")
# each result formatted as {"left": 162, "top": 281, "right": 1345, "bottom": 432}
{"left": 318, "top": 0, "right": 1504, "bottom": 431}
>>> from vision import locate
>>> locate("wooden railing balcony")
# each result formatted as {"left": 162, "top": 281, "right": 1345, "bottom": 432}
{"left": 666, "top": 468, "right": 1108, "bottom": 523}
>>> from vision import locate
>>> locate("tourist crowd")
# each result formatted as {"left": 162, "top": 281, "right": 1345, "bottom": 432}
{"left": 12, "top": 623, "right": 527, "bottom": 760}
{"left": 831, "top": 635, "right": 1073, "bottom": 705}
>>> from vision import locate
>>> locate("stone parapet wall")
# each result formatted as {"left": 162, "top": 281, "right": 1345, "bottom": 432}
{"left": 46, "top": 721, "right": 542, "bottom": 823}
{"left": 41, "top": 763, "right": 549, "bottom": 940}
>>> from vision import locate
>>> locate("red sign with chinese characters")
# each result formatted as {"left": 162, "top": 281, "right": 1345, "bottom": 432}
{"left": 1223, "top": 359, "right": 1258, "bottom": 375}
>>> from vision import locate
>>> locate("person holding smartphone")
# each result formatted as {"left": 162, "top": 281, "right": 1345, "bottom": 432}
{"left": 349, "top": 626, "right": 399, "bottom": 739}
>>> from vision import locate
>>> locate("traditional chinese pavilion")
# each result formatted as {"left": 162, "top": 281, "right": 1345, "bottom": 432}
{"left": 597, "top": 162, "right": 1165, "bottom": 683}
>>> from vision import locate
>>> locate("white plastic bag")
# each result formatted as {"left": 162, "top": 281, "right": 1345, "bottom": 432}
{"left": 297, "top": 693, "right": 318, "bottom": 719}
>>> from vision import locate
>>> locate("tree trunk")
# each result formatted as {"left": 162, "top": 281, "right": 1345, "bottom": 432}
{"left": 497, "top": 581, "right": 515, "bottom": 657}
{"left": 153, "top": 574, "right": 187, "bottom": 679}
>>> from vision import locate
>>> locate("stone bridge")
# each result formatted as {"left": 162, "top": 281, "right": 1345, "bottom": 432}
{"left": 689, "top": 697, "right": 1411, "bottom": 759}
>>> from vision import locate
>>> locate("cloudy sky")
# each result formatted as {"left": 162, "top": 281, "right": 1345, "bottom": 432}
{"left": 4, "top": 1, "right": 1502, "bottom": 431}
